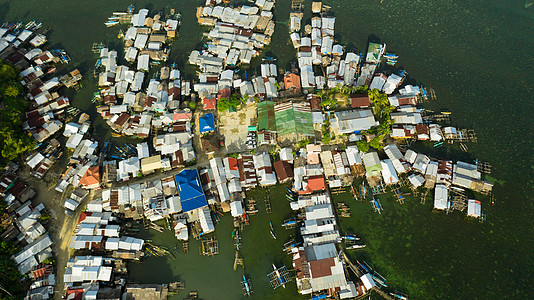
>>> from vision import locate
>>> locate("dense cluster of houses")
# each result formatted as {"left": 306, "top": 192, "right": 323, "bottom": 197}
{"left": 1, "top": 22, "right": 83, "bottom": 181}
{"left": 0, "top": 164, "right": 57, "bottom": 299}
{"left": 96, "top": 8, "right": 191, "bottom": 139}
{"left": 188, "top": 0, "right": 278, "bottom": 110}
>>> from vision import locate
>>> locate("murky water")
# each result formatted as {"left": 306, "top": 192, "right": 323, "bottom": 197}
{"left": 2, "top": 0, "right": 533, "bottom": 298}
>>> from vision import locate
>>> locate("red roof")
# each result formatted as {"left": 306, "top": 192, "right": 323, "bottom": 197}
{"left": 309, "top": 257, "right": 335, "bottom": 278}
{"left": 284, "top": 73, "right": 301, "bottom": 92}
{"left": 299, "top": 175, "right": 325, "bottom": 195}
{"left": 66, "top": 288, "right": 84, "bottom": 300}
{"left": 79, "top": 166, "right": 100, "bottom": 187}
{"left": 227, "top": 157, "right": 239, "bottom": 170}
{"left": 78, "top": 212, "right": 92, "bottom": 224}
{"left": 174, "top": 112, "right": 192, "bottom": 121}
{"left": 203, "top": 97, "right": 216, "bottom": 110}
{"left": 217, "top": 88, "right": 231, "bottom": 101}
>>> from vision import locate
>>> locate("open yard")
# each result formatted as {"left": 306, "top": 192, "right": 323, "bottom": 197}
{"left": 218, "top": 103, "right": 257, "bottom": 153}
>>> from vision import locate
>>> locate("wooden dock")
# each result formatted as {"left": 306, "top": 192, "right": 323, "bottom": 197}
{"left": 265, "top": 194, "right": 272, "bottom": 213}
{"left": 233, "top": 251, "right": 244, "bottom": 271}
{"left": 476, "top": 161, "right": 492, "bottom": 174}
{"left": 182, "top": 241, "right": 189, "bottom": 254}
{"left": 201, "top": 237, "right": 219, "bottom": 256}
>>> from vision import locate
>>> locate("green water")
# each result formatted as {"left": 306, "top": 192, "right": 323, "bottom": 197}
{"left": 1, "top": 0, "right": 533, "bottom": 298}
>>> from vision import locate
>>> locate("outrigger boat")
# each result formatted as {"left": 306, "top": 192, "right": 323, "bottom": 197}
{"left": 371, "top": 196, "right": 383, "bottom": 214}
{"left": 105, "top": 20, "right": 119, "bottom": 27}
{"left": 269, "top": 221, "right": 276, "bottom": 239}
{"left": 433, "top": 141, "right": 444, "bottom": 148}
{"left": 350, "top": 185, "right": 359, "bottom": 201}
{"left": 272, "top": 264, "right": 285, "bottom": 288}
{"left": 346, "top": 244, "right": 366, "bottom": 250}
{"left": 242, "top": 275, "right": 253, "bottom": 296}
{"left": 341, "top": 234, "right": 360, "bottom": 241}
{"left": 281, "top": 218, "right": 296, "bottom": 228}
{"left": 460, "top": 143, "right": 468, "bottom": 152}
{"left": 360, "top": 184, "right": 368, "bottom": 198}
{"left": 389, "top": 291, "right": 409, "bottom": 300}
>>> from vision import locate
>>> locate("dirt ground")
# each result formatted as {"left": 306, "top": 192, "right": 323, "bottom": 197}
{"left": 217, "top": 103, "right": 257, "bottom": 154}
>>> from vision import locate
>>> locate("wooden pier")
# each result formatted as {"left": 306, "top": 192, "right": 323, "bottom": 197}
{"left": 476, "top": 161, "right": 492, "bottom": 174}
{"left": 233, "top": 251, "right": 244, "bottom": 271}
{"left": 264, "top": 194, "right": 272, "bottom": 213}
{"left": 182, "top": 240, "right": 189, "bottom": 254}
{"left": 201, "top": 237, "right": 219, "bottom": 256}
{"left": 450, "top": 191, "right": 468, "bottom": 212}
{"left": 337, "top": 202, "right": 351, "bottom": 218}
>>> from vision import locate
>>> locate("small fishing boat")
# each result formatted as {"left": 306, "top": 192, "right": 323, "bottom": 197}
{"left": 270, "top": 230, "right": 277, "bottom": 240}
{"left": 420, "top": 86, "right": 429, "bottom": 99}
{"left": 342, "top": 234, "right": 360, "bottom": 241}
{"left": 242, "top": 275, "right": 253, "bottom": 296}
{"left": 350, "top": 186, "right": 359, "bottom": 201}
{"left": 433, "top": 141, "right": 444, "bottom": 148}
{"left": 127, "top": 4, "right": 135, "bottom": 14}
{"left": 491, "top": 194, "right": 495, "bottom": 206}
{"left": 460, "top": 143, "right": 468, "bottom": 152}
{"left": 105, "top": 20, "right": 119, "bottom": 27}
{"left": 347, "top": 244, "right": 366, "bottom": 249}
{"left": 389, "top": 291, "right": 409, "bottom": 300}
{"left": 371, "top": 197, "right": 383, "bottom": 214}
{"left": 281, "top": 218, "right": 296, "bottom": 228}
{"left": 108, "top": 16, "right": 120, "bottom": 21}
{"left": 360, "top": 184, "right": 369, "bottom": 198}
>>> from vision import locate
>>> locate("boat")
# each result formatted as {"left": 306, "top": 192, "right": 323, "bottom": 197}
{"left": 420, "top": 86, "right": 429, "bottom": 99}
{"left": 242, "top": 275, "right": 253, "bottom": 296}
{"left": 347, "top": 244, "right": 366, "bottom": 249}
{"left": 491, "top": 194, "right": 495, "bottom": 206}
{"left": 263, "top": 56, "right": 277, "bottom": 62}
{"left": 360, "top": 185, "right": 368, "bottom": 198}
{"left": 270, "top": 230, "right": 277, "bottom": 240}
{"left": 272, "top": 264, "right": 285, "bottom": 288}
{"left": 433, "top": 141, "right": 444, "bottom": 148}
{"left": 389, "top": 291, "right": 409, "bottom": 300}
{"left": 127, "top": 4, "right": 135, "bottom": 14}
{"left": 371, "top": 197, "right": 383, "bottom": 214}
{"left": 281, "top": 218, "right": 296, "bottom": 228}
{"left": 342, "top": 234, "right": 360, "bottom": 241}
{"left": 350, "top": 186, "right": 359, "bottom": 201}
{"left": 460, "top": 143, "right": 468, "bottom": 152}
{"left": 372, "top": 272, "right": 388, "bottom": 287}
{"left": 105, "top": 20, "right": 119, "bottom": 27}
{"left": 108, "top": 16, "right": 120, "bottom": 21}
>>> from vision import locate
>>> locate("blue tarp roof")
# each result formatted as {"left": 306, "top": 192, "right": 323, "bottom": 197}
{"left": 175, "top": 169, "right": 207, "bottom": 213}
{"left": 199, "top": 113, "right": 215, "bottom": 133}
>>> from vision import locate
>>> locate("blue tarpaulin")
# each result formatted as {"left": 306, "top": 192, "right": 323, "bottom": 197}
{"left": 199, "top": 113, "right": 215, "bottom": 133}
{"left": 175, "top": 169, "right": 207, "bottom": 213}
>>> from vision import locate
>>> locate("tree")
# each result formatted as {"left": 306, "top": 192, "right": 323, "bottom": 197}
{"left": 357, "top": 140, "right": 370, "bottom": 153}
{"left": 189, "top": 101, "right": 196, "bottom": 110}
{"left": 369, "top": 137, "right": 384, "bottom": 150}
{"left": 298, "top": 138, "right": 310, "bottom": 148}
{"left": 218, "top": 94, "right": 241, "bottom": 112}
{"left": 322, "top": 132, "right": 331, "bottom": 144}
